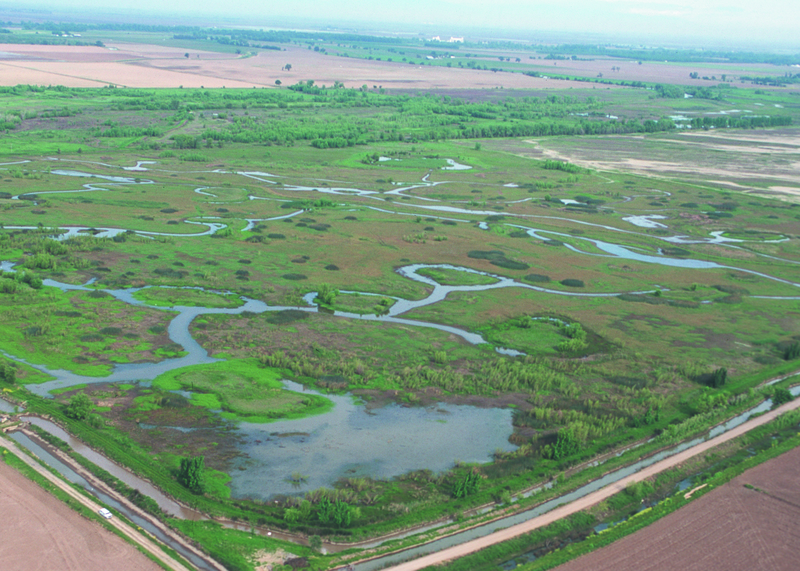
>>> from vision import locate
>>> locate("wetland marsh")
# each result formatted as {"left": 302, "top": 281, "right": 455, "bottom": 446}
{"left": 0, "top": 79, "right": 799, "bottom": 570}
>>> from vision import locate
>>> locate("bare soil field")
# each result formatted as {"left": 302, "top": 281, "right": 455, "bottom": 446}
{"left": 496, "top": 128, "right": 800, "bottom": 200}
{"left": 0, "top": 42, "right": 618, "bottom": 90}
{"left": 555, "top": 446, "right": 800, "bottom": 571}
{"left": 0, "top": 459, "right": 161, "bottom": 571}
{"left": 500, "top": 54, "right": 793, "bottom": 89}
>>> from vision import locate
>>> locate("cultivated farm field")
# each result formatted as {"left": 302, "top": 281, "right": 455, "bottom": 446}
{"left": 0, "top": 457, "right": 161, "bottom": 571}
{"left": 555, "top": 445, "right": 800, "bottom": 571}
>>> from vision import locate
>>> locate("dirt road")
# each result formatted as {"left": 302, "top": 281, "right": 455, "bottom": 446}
{"left": 381, "top": 395, "right": 800, "bottom": 571}
{"left": 0, "top": 433, "right": 191, "bottom": 571}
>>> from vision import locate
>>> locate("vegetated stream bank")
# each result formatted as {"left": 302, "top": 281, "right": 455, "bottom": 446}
{"left": 2, "top": 161, "right": 800, "bottom": 565}
{"left": 345, "top": 383, "right": 800, "bottom": 571}
{"left": 3, "top": 380, "right": 798, "bottom": 565}
{"left": 5, "top": 247, "right": 796, "bottom": 501}
{"left": 12, "top": 163, "right": 800, "bottom": 287}
{"left": 0, "top": 262, "right": 522, "bottom": 502}
{"left": 1, "top": 208, "right": 798, "bottom": 508}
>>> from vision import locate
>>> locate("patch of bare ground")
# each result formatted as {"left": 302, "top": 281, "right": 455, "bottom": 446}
{"left": 512, "top": 131, "right": 800, "bottom": 198}
{"left": 0, "top": 458, "right": 161, "bottom": 571}
{"left": 554, "top": 446, "right": 800, "bottom": 571}
{"left": 252, "top": 548, "right": 298, "bottom": 571}
{"left": 768, "top": 186, "right": 800, "bottom": 199}
{"left": 677, "top": 128, "right": 800, "bottom": 148}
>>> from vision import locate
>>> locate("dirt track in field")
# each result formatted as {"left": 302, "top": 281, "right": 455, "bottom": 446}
{"left": 378, "top": 393, "right": 800, "bottom": 571}
{"left": 555, "top": 446, "right": 800, "bottom": 571}
{"left": 0, "top": 446, "right": 162, "bottom": 571}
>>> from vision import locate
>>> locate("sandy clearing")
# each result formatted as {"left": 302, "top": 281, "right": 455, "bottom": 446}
{"left": 708, "top": 180, "right": 751, "bottom": 188}
{"left": 520, "top": 136, "right": 800, "bottom": 195}
{"left": 662, "top": 141, "right": 797, "bottom": 155}
{"left": 380, "top": 391, "right": 800, "bottom": 571}
{"left": 769, "top": 186, "right": 800, "bottom": 198}
{"left": 0, "top": 449, "right": 162, "bottom": 571}
{"left": 615, "top": 158, "right": 800, "bottom": 187}
{"left": 677, "top": 130, "right": 800, "bottom": 148}
{"left": 555, "top": 446, "right": 800, "bottom": 571}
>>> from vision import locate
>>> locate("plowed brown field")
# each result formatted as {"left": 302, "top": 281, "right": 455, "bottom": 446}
{"left": 0, "top": 459, "right": 161, "bottom": 571}
{"left": 556, "top": 446, "right": 800, "bottom": 571}
{"left": 0, "top": 42, "right": 614, "bottom": 90}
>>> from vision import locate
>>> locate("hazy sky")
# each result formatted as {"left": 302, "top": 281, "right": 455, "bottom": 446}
{"left": 17, "top": 0, "right": 800, "bottom": 49}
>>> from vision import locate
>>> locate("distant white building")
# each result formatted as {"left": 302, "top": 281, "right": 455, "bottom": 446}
{"left": 448, "top": 37, "right": 464, "bottom": 43}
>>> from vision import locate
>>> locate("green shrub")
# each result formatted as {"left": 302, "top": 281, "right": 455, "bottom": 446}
{"left": 524, "top": 273, "right": 551, "bottom": 283}
{"left": 784, "top": 341, "right": 800, "bottom": 361}
{"left": 772, "top": 387, "right": 793, "bottom": 407}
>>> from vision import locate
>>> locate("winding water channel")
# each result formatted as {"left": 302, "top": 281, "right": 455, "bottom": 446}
{"left": 2, "top": 159, "right": 800, "bottom": 566}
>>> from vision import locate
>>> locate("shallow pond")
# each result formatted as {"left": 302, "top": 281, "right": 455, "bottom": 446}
{"left": 229, "top": 382, "right": 516, "bottom": 499}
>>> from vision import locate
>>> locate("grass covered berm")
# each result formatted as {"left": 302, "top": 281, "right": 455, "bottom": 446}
{"left": 151, "top": 360, "right": 333, "bottom": 423}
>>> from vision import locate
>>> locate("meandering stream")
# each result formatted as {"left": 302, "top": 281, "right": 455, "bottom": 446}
{"left": 2, "top": 159, "right": 799, "bottom": 564}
